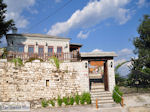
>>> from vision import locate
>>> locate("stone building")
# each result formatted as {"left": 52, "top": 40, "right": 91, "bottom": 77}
{"left": 1, "top": 32, "right": 117, "bottom": 106}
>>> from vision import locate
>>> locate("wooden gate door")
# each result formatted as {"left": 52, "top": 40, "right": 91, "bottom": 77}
{"left": 104, "top": 61, "right": 109, "bottom": 91}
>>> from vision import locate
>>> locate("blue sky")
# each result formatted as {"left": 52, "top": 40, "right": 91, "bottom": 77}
{"left": 1, "top": 0, "right": 150, "bottom": 76}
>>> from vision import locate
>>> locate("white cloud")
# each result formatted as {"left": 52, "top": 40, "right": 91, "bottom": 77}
{"left": 136, "top": 0, "right": 146, "bottom": 8}
{"left": 117, "top": 48, "right": 133, "bottom": 56}
{"left": 47, "top": 0, "right": 131, "bottom": 36}
{"left": 77, "top": 31, "right": 90, "bottom": 39}
{"left": 115, "top": 48, "right": 134, "bottom": 76}
{"left": 91, "top": 49, "right": 103, "bottom": 53}
{"left": 4, "top": 0, "right": 36, "bottom": 28}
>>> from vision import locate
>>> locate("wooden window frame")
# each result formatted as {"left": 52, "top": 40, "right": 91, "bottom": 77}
{"left": 38, "top": 45, "right": 44, "bottom": 53}
{"left": 18, "top": 44, "right": 25, "bottom": 53}
{"left": 57, "top": 46, "right": 63, "bottom": 54}
{"left": 28, "top": 45, "right": 34, "bottom": 53}
{"left": 48, "top": 46, "right": 54, "bottom": 53}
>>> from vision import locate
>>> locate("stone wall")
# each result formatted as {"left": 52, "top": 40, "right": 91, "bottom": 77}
{"left": 0, "top": 61, "right": 89, "bottom": 102}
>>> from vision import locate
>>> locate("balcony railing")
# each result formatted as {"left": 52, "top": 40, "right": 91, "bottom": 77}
{"left": 7, "top": 51, "right": 81, "bottom": 62}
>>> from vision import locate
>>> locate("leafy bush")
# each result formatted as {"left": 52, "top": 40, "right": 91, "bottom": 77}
{"left": 49, "top": 100, "right": 55, "bottom": 107}
{"left": 80, "top": 95, "right": 85, "bottom": 105}
{"left": 41, "top": 99, "right": 48, "bottom": 107}
{"left": 80, "top": 92, "right": 91, "bottom": 104}
{"left": 1, "top": 48, "right": 7, "bottom": 59}
{"left": 69, "top": 97, "right": 74, "bottom": 105}
{"left": 84, "top": 93, "right": 91, "bottom": 104}
{"left": 57, "top": 96, "right": 63, "bottom": 106}
{"left": 75, "top": 94, "right": 80, "bottom": 105}
{"left": 11, "top": 58, "right": 23, "bottom": 67}
{"left": 63, "top": 97, "right": 69, "bottom": 105}
{"left": 113, "top": 86, "right": 123, "bottom": 103}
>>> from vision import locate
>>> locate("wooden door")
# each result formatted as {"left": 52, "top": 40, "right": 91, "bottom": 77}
{"left": 104, "top": 61, "right": 109, "bottom": 91}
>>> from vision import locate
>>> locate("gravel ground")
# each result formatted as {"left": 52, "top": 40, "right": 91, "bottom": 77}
{"left": 31, "top": 93, "right": 150, "bottom": 112}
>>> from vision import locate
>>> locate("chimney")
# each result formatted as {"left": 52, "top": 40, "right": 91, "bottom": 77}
{"left": 12, "top": 27, "right": 17, "bottom": 34}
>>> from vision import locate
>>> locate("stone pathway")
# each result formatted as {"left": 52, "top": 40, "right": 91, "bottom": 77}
{"left": 31, "top": 93, "right": 150, "bottom": 112}
{"left": 31, "top": 105, "right": 122, "bottom": 112}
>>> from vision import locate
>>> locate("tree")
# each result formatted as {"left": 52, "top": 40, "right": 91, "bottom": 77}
{"left": 133, "top": 15, "right": 150, "bottom": 68}
{"left": 0, "top": 0, "right": 14, "bottom": 41}
{"left": 129, "top": 15, "right": 150, "bottom": 87}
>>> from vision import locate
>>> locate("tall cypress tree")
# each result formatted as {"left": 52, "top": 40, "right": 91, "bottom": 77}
{"left": 0, "top": 0, "right": 15, "bottom": 42}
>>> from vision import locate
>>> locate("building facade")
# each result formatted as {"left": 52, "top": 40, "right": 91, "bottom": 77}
{"left": 6, "top": 34, "right": 70, "bottom": 55}
{"left": 3, "top": 33, "right": 117, "bottom": 105}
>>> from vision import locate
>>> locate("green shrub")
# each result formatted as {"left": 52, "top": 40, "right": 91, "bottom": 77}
{"left": 84, "top": 93, "right": 91, "bottom": 104}
{"left": 80, "top": 93, "right": 86, "bottom": 105}
{"left": 75, "top": 94, "right": 80, "bottom": 105}
{"left": 80, "top": 92, "right": 91, "bottom": 105}
{"left": 11, "top": 58, "right": 23, "bottom": 67}
{"left": 112, "top": 86, "right": 123, "bottom": 103}
{"left": 57, "top": 96, "right": 63, "bottom": 106}
{"left": 63, "top": 97, "right": 69, "bottom": 105}
{"left": 49, "top": 100, "right": 55, "bottom": 107}
{"left": 41, "top": 99, "right": 48, "bottom": 107}
{"left": 69, "top": 97, "right": 74, "bottom": 105}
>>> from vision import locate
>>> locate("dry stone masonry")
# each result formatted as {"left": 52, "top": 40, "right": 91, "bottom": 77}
{"left": 0, "top": 61, "right": 89, "bottom": 102}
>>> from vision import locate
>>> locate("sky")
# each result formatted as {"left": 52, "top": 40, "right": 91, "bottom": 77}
{"left": 1, "top": 0, "right": 150, "bottom": 76}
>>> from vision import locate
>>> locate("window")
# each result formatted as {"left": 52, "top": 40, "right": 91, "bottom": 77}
{"left": 46, "top": 80, "right": 49, "bottom": 87}
{"left": 57, "top": 47, "right": 62, "bottom": 57}
{"left": 38, "top": 46, "right": 44, "bottom": 56}
{"left": 18, "top": 45, "right": 24, "bottom": 52}
{"left": 48, "top": 46, "right": 53, "bottom": 56}
{"left": 28, "top": 45, "right": 34, "bottom": 57}
{"left": 28, "top": 46, "right": 34, "bottom": 53}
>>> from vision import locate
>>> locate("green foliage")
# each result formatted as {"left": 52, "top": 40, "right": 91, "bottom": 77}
{"left": 80, "top": 96, "right": 85, "bottom": 105}
{"left": 0, "top": 0, "right": 15, "bottom": 40}
{"left": 57, "top": 96, "right": 62, "bottom": 106}
{"left": 11, "top": 58, "right": 23, "bottom": 67}
{"left": 113, "top": 86, "right": 123, "bottom": 103}
{"left": 75, "top": 94, "right": 80, "bottom": 105}
{"left": 133, "top": 15, "right": 150, "bottom": 68}
{"left": 49, "top": 56, "right": 60, "bottom": 70}
{"left": 49, "top": 100, "right": 55, "bottom": 107}
{"left": 25, "top": 57, "right": 43, "bottom": 63}
{"left": 80, "top": 92, "right": 91, "bottom": 105}
{"left": 41, "top": 99, "right": 48, "bottom": 107}
{"left": 63, "top": 97, "right": 69, "bottom": 105}
{"left": 69, "top": 97, "right": 74, "bottom": 105}
{"left": 1, "top": 48, "right": 7, "bottom": 59}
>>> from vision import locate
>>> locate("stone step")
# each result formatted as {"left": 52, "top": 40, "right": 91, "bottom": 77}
{"left": 91, "top": 86, "right": 104, "bottom": 89}
{"left": 93, "top": 103, "right": 121, "bottom": 108}
{"left": 91, "top": 83, "right": 104, "bottom": 86}
{"left": 90, "top": 89, "right": 105, "bottom": 92}
{"left": 90, "top": 91, "right": 111, "bottom": 94}
{"left": 92, "top": 99, "right": 114, "bottom": 104}
{"left": 91, "top": 96, "right": 113, "bottom": 100}
{"left": 91, "top": 94, "right": 112, "bottom": 98}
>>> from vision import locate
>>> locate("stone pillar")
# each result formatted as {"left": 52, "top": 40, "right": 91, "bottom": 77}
{"left": 107, "top": 60, "right": 116, "bottom": 93}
